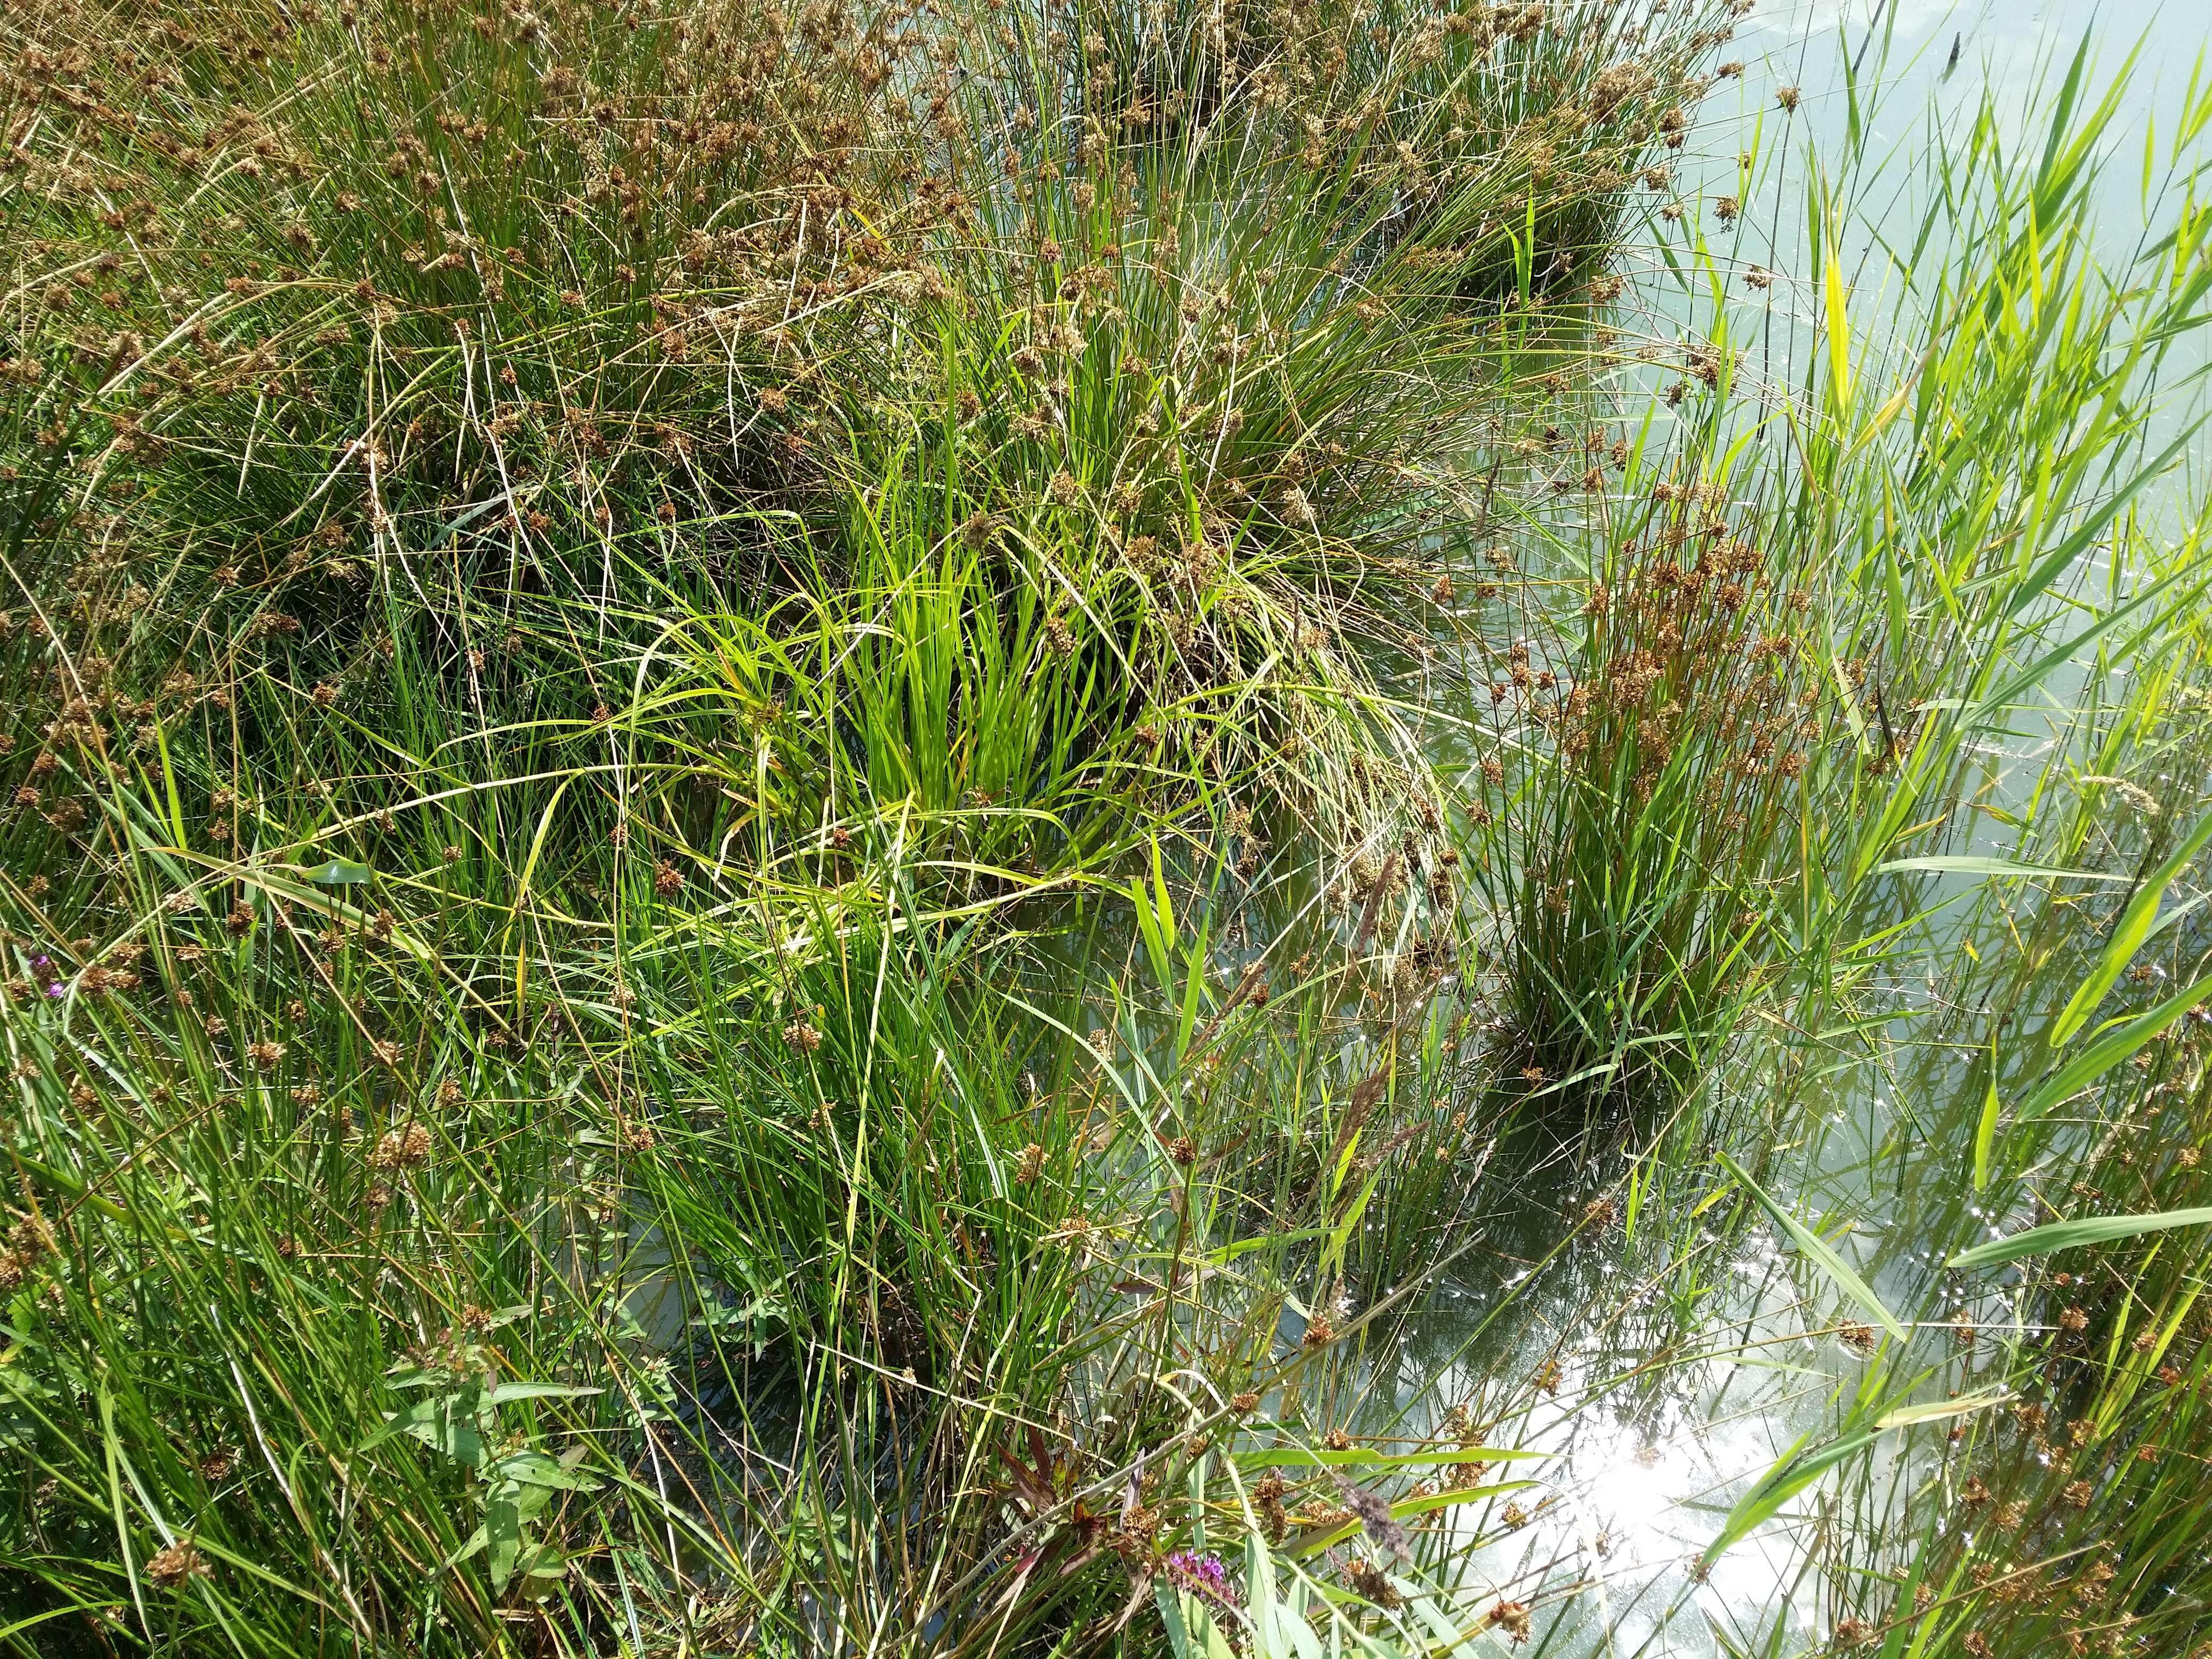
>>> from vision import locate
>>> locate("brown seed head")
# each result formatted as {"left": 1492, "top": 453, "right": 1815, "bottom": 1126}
{"left": 370, "top": 1121, "right": 432, "bottom": 1171}
{"left": 145, "top": 1540, "right": 212, "bottom": 1587}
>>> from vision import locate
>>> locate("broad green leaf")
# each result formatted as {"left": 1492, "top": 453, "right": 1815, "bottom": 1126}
{"left": 1155, "top": 1584, "right": 1195, "bottom": 1659}
{"left": 487, "top": 1448, "right": 602, "bottom": 1491}
{"left": 496, "top": 1478, "right": 558, "bottom": 1525}
{"left": 516, "top": 1541, "right": 569, "bottom": 1597}
{"left": 1715, "top": 1153, "right": 1907, "bottom": 1346}
{"left": 365, "top": 1393, "right": 487, "bottom": 1466}
{"left": 1972, "top": 1043, "right": 2000, "bottom": 1193}
{"left": 308, "top": 858, "right": 372, "bottom": 885}
{"left": 1243, "top": 1536, "right": 1278, "bottom": 1657}
{"left": 1823, "top": 216, "right": 1853, "bottom": 419}
{"left": 2020, "top": 973, "right": 2212, "bottom": 1124}
{"left": 2049, "top": 811, "right": 2212, "bottom": 1047}
{"left": 488, "top": 1381, "right": 605, "bottom": 1404}
{"left": 486, "top": 1494, "right": 522, "bottom": 1590}
{"left": 1949, "top": 1206, "right": 2212, "bottom": 1270}
{"left": 1131, "top": 873, "right": 1171, "bottom": 991}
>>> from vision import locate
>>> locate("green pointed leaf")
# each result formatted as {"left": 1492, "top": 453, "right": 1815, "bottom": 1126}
{"left": 1155, "top": 1583, "right": 1195, "bottom": 1659}
{"left": 487, "top": 1448, "right": 602, "bottom": 1491}
{"left": 365, "top": 1392, "right": 487, "bottom": 1466}
{"left": 1873, "top": 856, "right": 2132, "bottom": 883}
{"left": 1715, "top": 1152, "right": 1908, "bottom": 1346}
{"left": 308, "top": 859, "right": 373, "bottom": 885}
{"left": 1701, "top": 1429, "right": 1878, "bottom": 1567}
{"left": 1972, "top": 1064, "right": 2000, "bottom": 1193}
{"left": 487, "top": 1381, "right": 604, "bottom": 1405}
{"left": 1388, "top": 1481, "right": 1533, "bottom": 1519}
{"left": 1949, "top": 1206, "right": 2212, "bottom": 1270}
{"left": 1874, "top": 1388, "right": 2013, "bottom": 1429}
{"left": 485, "top": 1495, "right": 522, "bottom": 1591}
{"left": 2049, "top": 811, "right": 2212, "bottom": 1048}
{"left": 2020, "top": 973, "right": 2212, "bottom": 1124}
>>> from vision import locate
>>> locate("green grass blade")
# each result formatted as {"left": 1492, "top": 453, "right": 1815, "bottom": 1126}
{"left": 2049, "top": 811, "right": 2212, "bottom": 1047}
{"left": 1715, "top": 1152, "right": 1908, "bottom": 1345}
{"left": 1873, "top": 856, "right": 2133, "bottom": 884}
{"left": 1950, "top": 1207, "right": 2212, "bottom": 1269}
{"left": 2022, "top": 973, "right": 2212, "bottom": 1123}
{"left": 1700, "top": 1430, "right": 1880, "bottom": 1568}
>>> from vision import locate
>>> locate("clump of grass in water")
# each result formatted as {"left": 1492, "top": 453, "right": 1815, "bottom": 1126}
{"left": 1477, "top": 475, "right": 1832, "bottom": 1096}
{"left": 1582, "top": 180, "right": 2212, "bottom": 1650}
{"left": 1830, "top": 646, "right": 2212, "bottom": 1658}
{"left": 1455, "top": 19, "right": 2212, "bottom": 1115}
{"left": 1310, "top": 31, "right": 2212, "bottom": 1658}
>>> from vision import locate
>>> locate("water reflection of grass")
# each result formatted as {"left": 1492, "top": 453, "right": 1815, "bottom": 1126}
{"left": 3, "top": 0, "right": 2212, "bottom": 1654}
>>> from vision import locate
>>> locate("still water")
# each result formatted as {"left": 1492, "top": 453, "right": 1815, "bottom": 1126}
{"left": 1369, "top": 5, "right": 2212, "bottom": 1653}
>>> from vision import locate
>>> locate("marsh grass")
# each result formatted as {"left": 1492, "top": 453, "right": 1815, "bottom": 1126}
{"left": 6, "top": 2, "right": 2212, "bottom": 1657}
{"left": 0, "top": 0, "right": 1755, "bottom": 1645}
{"left": 1441, "top": 30, "right": 2212, "bottom": 1099}
{"left": 1729, "top": 708, "right": 2212, "bottom": 1659}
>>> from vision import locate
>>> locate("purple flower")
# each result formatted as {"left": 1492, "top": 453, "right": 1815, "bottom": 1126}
{"left": 45, "top": 983, "right": 64, "bottom": 998}
{"left": 1164, "top": 1550, "right": 1239, "bottom": 1607}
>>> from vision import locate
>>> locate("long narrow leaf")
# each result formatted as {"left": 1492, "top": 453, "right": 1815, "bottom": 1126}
{"left": 1950, "top": 1206, "right": 2212, "bottom": 1269}
{"left": 1715, "top": 1152, "right": 1908, "bottom": 1345}
{"left": 2049, "top": 811, "right": 2212, "bottom": 1047}
{"left": 1700, "top": 1430, "right": 1878, "bottom": 1567}
{"left": 2021, "top": 973, "right": 2212, "bottom": 1123}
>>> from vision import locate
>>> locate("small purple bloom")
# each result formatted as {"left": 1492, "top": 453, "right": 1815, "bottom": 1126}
{"left": 1164, "top": 1550, "right": 1239, "bottom": 1607}
{"left": 46, "top": 983, "right": 65, "bottom": 998}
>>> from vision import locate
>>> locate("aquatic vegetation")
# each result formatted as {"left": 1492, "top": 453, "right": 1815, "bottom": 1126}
{"left": 3, "top": 0, "right": 2212, "bottom": 1656}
